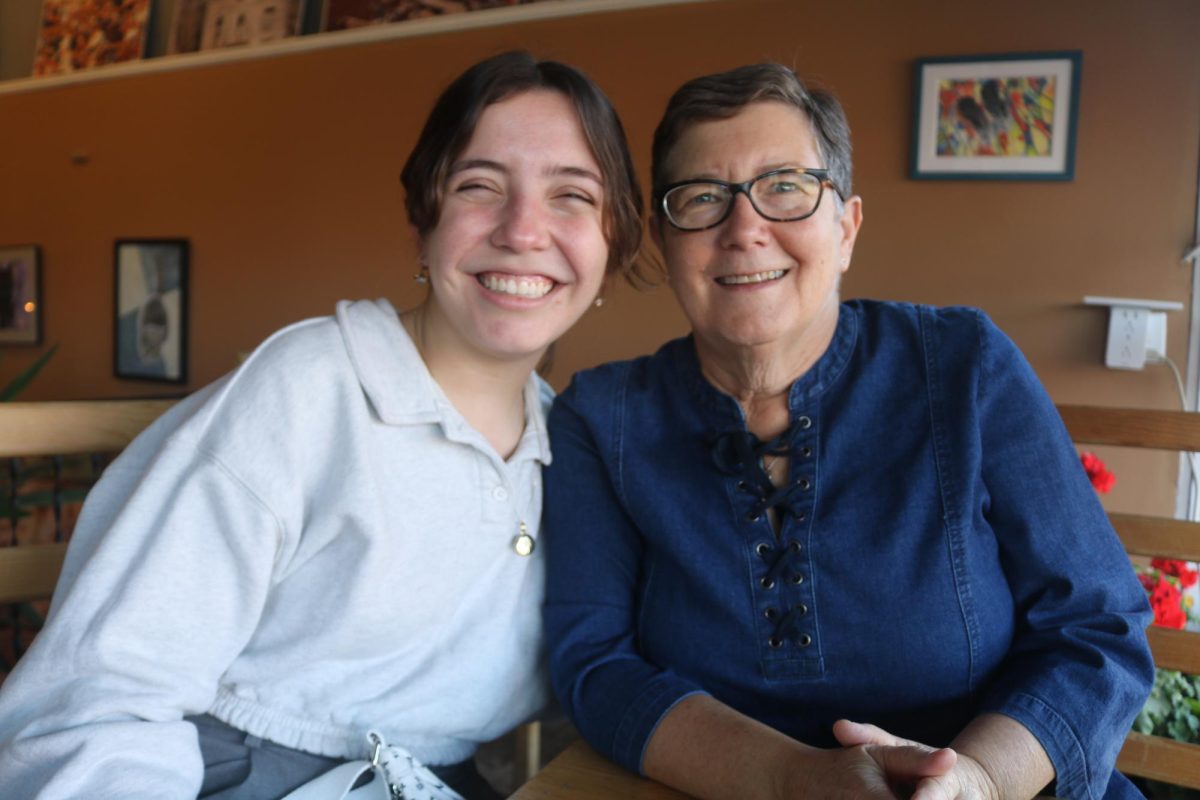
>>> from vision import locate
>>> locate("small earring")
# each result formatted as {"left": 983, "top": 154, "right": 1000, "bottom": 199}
{"left": 414, "top": 266, "right": 429, "bottom": 285}
{"left": 593, "top": 296, "right": 604, "bottom": 308}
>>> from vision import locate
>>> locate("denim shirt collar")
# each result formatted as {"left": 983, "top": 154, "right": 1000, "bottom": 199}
{"left": 672, "top": 302, "right": 859, "bottom": 426}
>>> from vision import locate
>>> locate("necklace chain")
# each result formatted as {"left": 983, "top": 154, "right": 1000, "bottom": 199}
{"left": 760, "top": 453, "right": 785, "bottom": 479}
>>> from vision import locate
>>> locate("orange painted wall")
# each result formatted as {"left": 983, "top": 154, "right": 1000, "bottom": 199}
{"left": 1, "top": 0, "right": 1198, "bottom": 513}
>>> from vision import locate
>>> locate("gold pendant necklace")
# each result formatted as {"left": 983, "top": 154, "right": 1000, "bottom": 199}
{"left": 512, "top": 521, "right": 535, "bottom": 556}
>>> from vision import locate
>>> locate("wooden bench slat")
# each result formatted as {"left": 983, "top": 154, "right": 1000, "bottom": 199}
{"left": 1058, "top": 405, "right": 1200, "bottom": 451}
{"left": 0, "top": 400, "right": 175, "bottom": 458}
{"left": 0, "top": 543, "right": 67, "bottom": 604}
{"left": 1147, "top": 627, "right": 1200, "bottom": 676}
{"left": 1110, "top": 513, "right": 1200, "bottom": 561}
{"left": 0, "top": 401, "right": 174, "bottom": 607}
{"left": 1057, "top": 404, "right": 1200, "bottom": 790}
{"left": 1117, "top": 732, "right": 1200, "bottom": 789}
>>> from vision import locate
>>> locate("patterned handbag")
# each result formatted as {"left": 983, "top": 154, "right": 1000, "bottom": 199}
{"left": 282, "top": 731, "right": 466, "bottom": 800}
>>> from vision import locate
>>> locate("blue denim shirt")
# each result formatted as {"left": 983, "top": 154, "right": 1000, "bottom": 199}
{"left": 544, "top": 301, "right": 1154, "bottom": 800}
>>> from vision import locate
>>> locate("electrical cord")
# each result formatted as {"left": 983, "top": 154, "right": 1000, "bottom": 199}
{"left": 1160, "top": 355, "right": 1200, "bottom": 519}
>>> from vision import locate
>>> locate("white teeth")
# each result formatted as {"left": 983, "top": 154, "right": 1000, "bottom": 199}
{"left": 478, "top": 274, "right": 554, "bottom": 298}
{"left": 717, "top": 269, "right": 787, "bottom": 285}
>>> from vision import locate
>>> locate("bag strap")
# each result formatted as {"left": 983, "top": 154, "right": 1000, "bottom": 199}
{"left": 280, "top": 759, "right": 388, "bottom": 800}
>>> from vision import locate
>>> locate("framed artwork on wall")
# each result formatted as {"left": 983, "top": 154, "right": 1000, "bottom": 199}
{"left": 114, "top": 240, "right": 189, "bottom": 384}
{"left": 32, "top": 0, "right": 153, "bottom": 76}
{"left": 910, "top": 51, "right": 1082, "bottom": 181}
{"left": 169, "top": 0, "right": 307, "bottom": 54}
{"left": 0, "top": 245, "right": 42, "bottom": 346}
{"left": 322, "top": 0, "right": 545, "bottom": 32}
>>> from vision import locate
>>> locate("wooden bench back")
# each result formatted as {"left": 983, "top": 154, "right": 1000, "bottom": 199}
{"left": 1057, "top": 404, "right": 1200, "bottom": 790}
{"left": 0, "top": 400, "right": 175, "bottom": 604}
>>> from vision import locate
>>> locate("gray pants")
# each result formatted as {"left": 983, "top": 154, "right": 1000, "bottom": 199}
{"left": 190, "top": 714, "right": 501, "bottom": 800}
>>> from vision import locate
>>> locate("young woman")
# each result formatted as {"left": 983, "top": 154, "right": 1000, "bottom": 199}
{"left": 0, "top": 51, "right": 643, "bottom": 800}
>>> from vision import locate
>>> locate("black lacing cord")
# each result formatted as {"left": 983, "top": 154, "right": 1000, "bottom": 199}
{"left": 711, "top": 418, "right": 809, "bottom": 519}
{"left": 773, "top": 601, "right": 810, "bottom": 644}
{"left": 713, "top": 420, "right": 815, "bottom": 647}
{"left": 762, "top": 544, "right": 797, "bottom": 588}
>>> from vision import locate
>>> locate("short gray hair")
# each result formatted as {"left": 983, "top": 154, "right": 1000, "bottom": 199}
{"left": 650, "top": 63, "right": 853, "bottom": 209}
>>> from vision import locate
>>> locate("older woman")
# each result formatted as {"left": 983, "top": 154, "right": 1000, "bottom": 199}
{"left": 543, "top": 63, "right": 1153, "bottom": 800}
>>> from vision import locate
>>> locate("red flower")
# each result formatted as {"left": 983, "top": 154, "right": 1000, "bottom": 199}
{"left": 1151, "top": 557, "right": 1199, "bottom": 589}
{"left": 1149, "top": 576, "right": 1187, "bottom": 629}
{"left": 1085, "top": 454, "right": 1194, "bottom": 629}
{"left": 1080, "top": 451, "right": 1115, "bottom": 494}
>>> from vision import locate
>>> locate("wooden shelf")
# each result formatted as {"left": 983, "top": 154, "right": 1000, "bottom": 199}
{"left": 0, "top": 0, "right": 717, "bottom": 97}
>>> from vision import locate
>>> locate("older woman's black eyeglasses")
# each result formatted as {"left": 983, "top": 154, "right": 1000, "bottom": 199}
{"left": 659, "top": 168, "right": 839, "bottom": 232}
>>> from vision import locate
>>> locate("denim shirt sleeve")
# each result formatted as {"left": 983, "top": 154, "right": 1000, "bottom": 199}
{"left": 937, "top": 309, "right": 1155, "bottom": 799}
{"left": 543, "top": 371, "right": 706, "bottom": 774}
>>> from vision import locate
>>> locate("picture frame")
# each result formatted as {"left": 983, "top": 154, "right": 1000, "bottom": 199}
{"left": 169, "top": 0, "right": 307, "bottom": 54}
{"left": 910, "top": 51, "right": 1082, "bottom": 181}
{"left": 114, "top": 240, "right": 189, "bottom": 384}
{"left": 32, "top": 0, "right": 153, "bottom": 77}
{"left": 0, "top": 245, "right": 42, "bottom": 346}
{"left": 322, "top": 0, "right": 543, "bottom": 33}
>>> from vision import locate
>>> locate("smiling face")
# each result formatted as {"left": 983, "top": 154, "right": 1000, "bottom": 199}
{"left": 418, "top": 90, "right": 609, "bottom": 366}
{"left": 653, "top": 101, "right": 862, "bottom": 360}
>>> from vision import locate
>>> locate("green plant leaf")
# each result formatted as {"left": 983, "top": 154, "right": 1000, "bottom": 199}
{"left": 1138, "top": 668, "right": 1200, "bottom": 744}
{"left": 0, "top": 343, "right": 59, "bottom": 402}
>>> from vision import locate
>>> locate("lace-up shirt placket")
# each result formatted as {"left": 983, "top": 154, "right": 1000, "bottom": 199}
{"left": 713, "top": 410, "right": 821, "bottom": 676}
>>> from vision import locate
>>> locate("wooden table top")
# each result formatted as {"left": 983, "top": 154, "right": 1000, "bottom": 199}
{"left": 508, "top": 740, "right": 691, "bottom": 799}
{"left": 509, "top": 739, "right": 1061, "bottom": 799}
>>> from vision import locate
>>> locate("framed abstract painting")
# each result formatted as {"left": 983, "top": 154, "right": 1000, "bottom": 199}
{"left": 0, "top": 245, "right": 42, "bottom": 346}
{"left": 33, "top": 0, "right": 152, "bottom": 76}
{"left": 114, "top": 239, "right": 189, "bottom": 384}
{"left": 169, "top": 0, "right": 307, "bottom": 54}
{"left": 322, "top": 0, "right": 545, "bottom": 32}
{"left": 910, "top": 51, "right": 1082, "bottom": 180}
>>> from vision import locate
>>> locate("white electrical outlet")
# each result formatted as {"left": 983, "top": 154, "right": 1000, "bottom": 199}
{"left": 1145, "top": 311, "right": 1169, "bottom": 363}
{"left": 1104, "top": 306, "right": 1149, "bottom": 370}
{"left": 1084, "top": 296, "right": 1183, "bottom": 372}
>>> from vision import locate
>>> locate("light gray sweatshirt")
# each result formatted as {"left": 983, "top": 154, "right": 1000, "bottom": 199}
{"left": 0, "top": 299, "right": 552, "bottom": 798}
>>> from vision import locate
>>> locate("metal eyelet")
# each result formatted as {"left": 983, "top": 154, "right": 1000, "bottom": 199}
{"left": 746, "top": 511, "right": 761, "bottom": 522}
{"left": 768, "top": 635, "right": 783, "bottom": 648}
{"left": 736, "top": 480, "right": 749, "bottom": 491}
{"left": 797, "top": 634, "right": 813, "bottom": 647}
{"left": 764, "top": 607, "right": 778, "bottom": 620}
{"left": 798, "top": 478, "right": 812, "bottom": 490}
{"left": 801, "top": 446, "right": 813, "bottom": 458}
{"left": 755, "top": 543, "right": 772, "bottom": 557}
{"left": 790, "top": 573, "right": 805, "bottom": 585}
{"left": 795, "top": 511, "right": 807, "bottom": 522}
{"left": 788, "top": 540, "right": 802, "bottom": 553}
{"left": 760, "top": 577, "right": 775, "bottom": 589}
{"left": 797, "top": 416, "right": 812, "bottom": 429}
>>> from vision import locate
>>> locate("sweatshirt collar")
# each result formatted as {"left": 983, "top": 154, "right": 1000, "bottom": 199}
{"left": 336, "top": 299, "right": 551, "bottom": 465}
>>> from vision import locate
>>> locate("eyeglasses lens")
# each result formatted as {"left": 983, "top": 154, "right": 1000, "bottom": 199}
{"left": 664, "top": 170, "right": 824, "bottom": 230}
